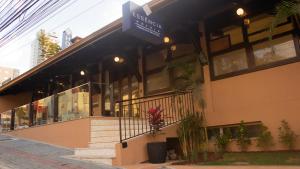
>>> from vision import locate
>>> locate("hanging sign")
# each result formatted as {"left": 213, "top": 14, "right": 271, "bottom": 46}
{"left": 122, "top": 1, "right": 163, "bottom": 44}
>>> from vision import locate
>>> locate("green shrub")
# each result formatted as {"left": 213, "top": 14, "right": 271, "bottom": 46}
{"left": 216, "top": 128, "right": 231, "bottom": 154}
{"left": 256, "top": 124, "right": 274, "bottom": 150}
{"left": 177, "top": 113, "right": 206, "bottom": 162}
{"left": 278, "top": 120, "right": 297, "bottom": 150}
{"left": 237, "top": 121, "right": 251, "bottom": 151}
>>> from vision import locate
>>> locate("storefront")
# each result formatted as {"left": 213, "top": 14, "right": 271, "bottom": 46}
{"left": 0, "top": 0, "right": 299, "bottom": 155}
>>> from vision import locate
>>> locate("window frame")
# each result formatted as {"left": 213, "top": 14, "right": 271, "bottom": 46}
{"left": 143, "top": 46, "right": 205, "bottom": 96}
{"left": 207, "top": 15, "right": 300, "bottom": 81}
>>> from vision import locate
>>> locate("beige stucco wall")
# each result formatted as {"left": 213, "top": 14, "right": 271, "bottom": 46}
{"left": 114, "top": 124, "right": 178, "bottom": 166}
{"left": 0, "top": 92, "right": 32, "bottom": 113}
{"left": 202, "top": 62, "right": 300, "bottom": 151}
{"left": 7, "top": 118, "right": 90, "bottom": 148}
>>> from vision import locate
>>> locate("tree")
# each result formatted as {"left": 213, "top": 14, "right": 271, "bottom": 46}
{"left": 38, "top": 30, "right": 61, "bottom": 61}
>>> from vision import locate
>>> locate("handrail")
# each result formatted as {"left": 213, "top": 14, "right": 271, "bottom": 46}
{"left": 118, "top": 90, "right": 194, "bottom": 143}
{"left": 116, "top": 90, "right": 191, "bottom": 103}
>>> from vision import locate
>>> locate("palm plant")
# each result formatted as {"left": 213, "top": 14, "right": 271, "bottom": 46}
{"left": 177, "top": 113, "right": 206, "bottom": 162}
{"left": 271, "top": 0, "right": 300, "bottom": 32}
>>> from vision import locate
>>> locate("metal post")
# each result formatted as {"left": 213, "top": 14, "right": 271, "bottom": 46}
{"left": 119, "top": 101, "right": 123, "bottom": 143}
{"left": 53, "top": 94, "right": 58, "bottom": 122}
{"left": 88, "top": 81, "right": 93, "bottom": 116}
{"left": 10, "top": 109, "right": 15, "bottom": 130}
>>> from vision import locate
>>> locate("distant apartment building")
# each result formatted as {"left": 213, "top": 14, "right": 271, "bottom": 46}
{"left": 30, "top": 31, "right": 59, "bottom": 68}
{"left": 0, "top": 66, "right": 19, "bottom": 86}
{"left": 61, "top": 28, "right": 72, "bottom": 49}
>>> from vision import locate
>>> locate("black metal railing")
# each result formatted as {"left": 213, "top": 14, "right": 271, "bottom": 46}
{"left": 116, "top": 91, "right": 194, "bottom": 143}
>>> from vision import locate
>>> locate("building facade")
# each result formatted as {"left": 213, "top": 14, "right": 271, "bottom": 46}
{"left": 0, "top": 66, "right": 19, "bottom": 86}
{"left": 0, "top": 0, "right": 299, "bottom": 166}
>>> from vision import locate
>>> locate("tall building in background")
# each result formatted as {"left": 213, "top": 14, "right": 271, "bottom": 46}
{"left": 30, "top": 38, "right": 41, "bottom": 68}
{"left": 61, "top": 28, "right": 72, "bottom": 49}
{"left": 0, "top": 66, "right": 19, "bottom": 86}
{"left": 30, "top": 30, "right": 59, "bottom": 68}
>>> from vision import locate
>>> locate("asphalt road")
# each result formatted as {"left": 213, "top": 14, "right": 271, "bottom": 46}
{"left": 0, "top": 134, "right": 118, "bottom": 169}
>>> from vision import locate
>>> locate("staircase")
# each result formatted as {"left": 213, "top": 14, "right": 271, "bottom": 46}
{"left": 73, "top": 119, "right": 118, "bottom": 165}
{"left": 73, "top": 119, "right": 148, "bottom": 165}
{"left": 73, "top": 91, "right": 193, "bottom": 166}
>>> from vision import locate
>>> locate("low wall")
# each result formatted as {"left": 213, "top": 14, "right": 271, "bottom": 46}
{"left": 7, "top": 118, "right": 90, "bottom": 148}
{"left": 114, "top": 124, "right": 178, "bottom": 166}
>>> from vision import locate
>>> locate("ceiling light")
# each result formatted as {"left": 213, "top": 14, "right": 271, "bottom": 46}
{"left": 236, "top": 8, "right": 245, "bottom": 17}
{"left": 114, "top": 56, "right": 124, "bottom": 63}
{"left": 80, "top": 70, "right": 85, "bottom": 76}
{"left": 163, "top": 36, "right": 170, "bottom": 44}
{"left": 114, "top": 56, "right": 120, "bottom": 63}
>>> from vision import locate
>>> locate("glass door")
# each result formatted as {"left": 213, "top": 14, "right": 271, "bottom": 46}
{"left": 102, "top": 71, "right": 140, "bottom": 117}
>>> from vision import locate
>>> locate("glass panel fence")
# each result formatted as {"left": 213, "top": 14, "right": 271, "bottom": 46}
{"left": 91, "top": 83, "right": 102, "bottom": 116}
{"left": 57, "top": 83, "right": 90, "bottom": 122}
{"left": 14, "top": 104, "right": 30, "bottom": 129}
{"left": 32, "top": 95, "right": 55, "bottom": 125}
{"left": 1, "top": 110, "right": 12, "bottom": 132}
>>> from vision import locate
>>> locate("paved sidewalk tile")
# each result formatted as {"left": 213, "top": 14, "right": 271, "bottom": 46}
{"left": 0, "top": 134, "right": 118, "bottom": 169}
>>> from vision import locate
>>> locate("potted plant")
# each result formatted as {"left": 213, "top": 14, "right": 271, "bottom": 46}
{"left": 147, "top": 105, "right": 166, "bottom": 163}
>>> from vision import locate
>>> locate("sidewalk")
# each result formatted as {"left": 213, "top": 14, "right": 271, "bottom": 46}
{"left": 0, "top": 134, "right": 118, "bottom": 169}
{"left": 122, "top": 163, "right": 300, "bottom": 169}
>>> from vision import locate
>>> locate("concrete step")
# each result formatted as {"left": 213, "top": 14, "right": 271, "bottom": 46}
{"left": 91, "top": 125, "right": 150, "bottom": 132}
{"left": 79, "top": 157, "right": 113, "bottom": 166}
{"left": 74, "top": 148, "right": 115, "bottom": 157}
{"left": 91, "top": 130, "right": 120, "bottom": 137}
{"left": 91, "top": 119, "right": 148, "bottom": 126}
{"left": 91, "top": 136, "right": 119, "bottom": 143}
{"left": 89, "top": 142, "right": 118, "bottom": 148}
{"left": 66, "top": 155, "right": 113, "bottom": 165}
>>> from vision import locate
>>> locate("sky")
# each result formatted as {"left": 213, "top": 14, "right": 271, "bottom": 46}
{"left": 0, "top": 0, "right": 151, "bottom": 74}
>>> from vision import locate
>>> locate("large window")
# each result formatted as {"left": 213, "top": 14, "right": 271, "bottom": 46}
{"left": 14, "top": 104, "right": 30, "bottom": 129}
{"left": 208, "top": 122, "right": 261, "bottom": 140}
{"left": 32, "top": 95, "right": 55, "bottom": 125}
{"left": 145, "top": 49, "right": 170, "bottom": 94}
{"left": 1, "top": 110, "right": 12, "bottom": 132}
{"left": 145, "top": 44, "right": 204, "bottom": 94}
{"left": 208, "top": 14, "right": 299, "bottom": 80}
{"left": 57, "top": 84, "right": 89, "bottom": 122}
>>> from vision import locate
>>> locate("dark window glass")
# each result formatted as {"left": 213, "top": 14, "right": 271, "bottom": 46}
{"left": 207, "top": 127, "right": 220, "bottom": 140}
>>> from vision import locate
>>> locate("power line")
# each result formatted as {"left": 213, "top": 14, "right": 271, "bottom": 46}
{"left": 0, "top": 0, "right": 74, "bottom": 47}
{"left": 0, "top": 0, "right": 107, "bottom": 58}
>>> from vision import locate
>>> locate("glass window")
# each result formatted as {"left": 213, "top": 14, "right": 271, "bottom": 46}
{"left": 209, "top": 25, "right": 243, "bottom": 53}
{"left": 146, "top": 69, "right": 170, "bottom": 93}
{"left": 213, "top": 49, "right": 248, "bottom": 76}
{"left": 33, "top": 96, "right": 54, "bottom": 125}
{"left": 172, "top": 44, "right": 195, "bottom": 58}
{"left": 145, "top": 49, "right": 167, "bottom": 70}
{"left": 58, "top": 84, "right": 89, "bottom": 122}
{"left": 247, "top": 124, "right": 261, "bottom": 138}
{"left": 223, "top": 26, "right": 244, "bottom": 45}
{"left": 14, "top": 104, "right": 30, "bottom": 129}
{"left": 248, "top": 15, "right": 293, "bottom": 43}
{"left": 1, "top": 111, "right": 12, "bottom": 132}
{"left": 253, "top": 35, "right": 296, "bottom": 66}
{"left": 132, "top": 76, "right": 140, "bottom": 117}
{"left": 207, "top": 127, "right": 220, "bottom": 140}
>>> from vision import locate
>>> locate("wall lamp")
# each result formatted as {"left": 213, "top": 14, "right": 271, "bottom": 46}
{"left": 163, "top": 36, "right": 171, "bottom": 44}
{"left": 80, "top": 70, "right": 85, "bottom": 76}
{"left": 236, "top": 7, "right": 246, "bottom": 17}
